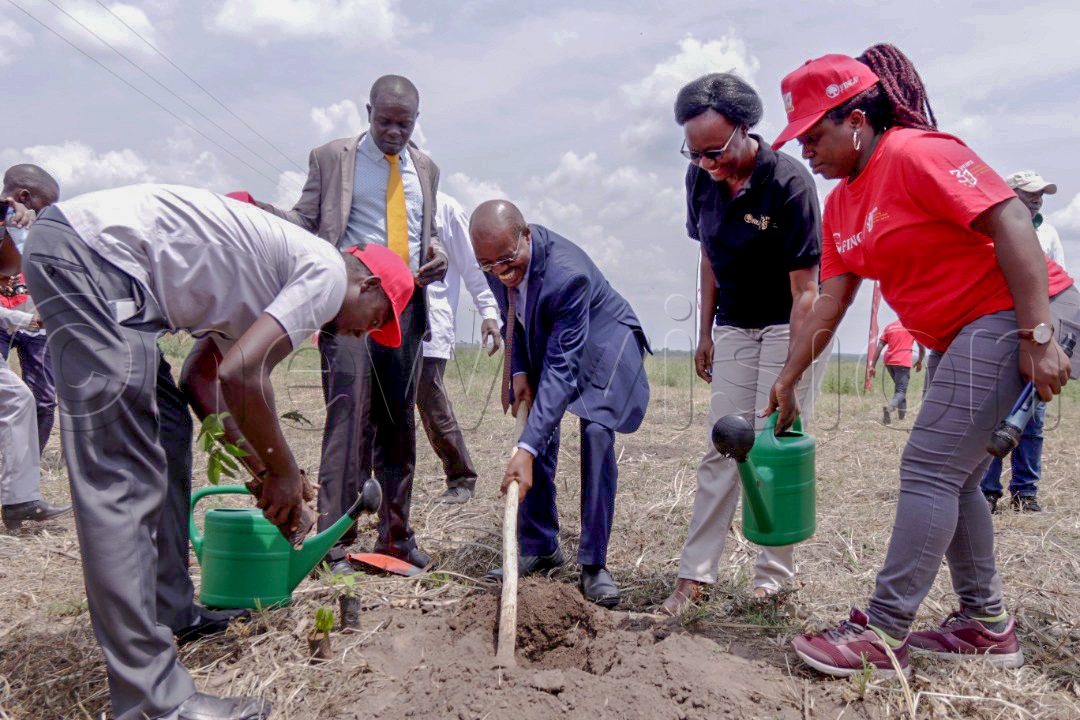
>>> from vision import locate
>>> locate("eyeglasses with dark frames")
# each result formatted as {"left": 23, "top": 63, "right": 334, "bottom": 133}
{"left": 680, "top": 124, "right": 741, "bottom": 163}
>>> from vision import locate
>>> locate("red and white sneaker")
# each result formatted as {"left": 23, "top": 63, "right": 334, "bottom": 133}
{"left": 792, "top": 608, "right": 910, "bottom": 678}
{"left": 908, "top": 609, "right": 1024, "bottom": 668}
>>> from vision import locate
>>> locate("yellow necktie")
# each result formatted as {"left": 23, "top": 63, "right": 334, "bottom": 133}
{"left": 385, "top": 154, "right": 409, "bottom": 263}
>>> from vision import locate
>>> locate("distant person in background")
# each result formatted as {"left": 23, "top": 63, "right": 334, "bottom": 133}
{"left": 421, "top": 192, "right": 502, "bottom": 506}
{"left": 0, "top": 164, "right": 70, "bottom": 531}
{"left": 659, "top": 73, "right": 826, "bottom": 616}
{"left": 0, "top": 165, "right": 58, "bottom": 459}
{"left": 980, "top": 170, "right": 1068, "bottom": 514}
{"left": 870, "top": 320, "right": 924, "bottom": 425}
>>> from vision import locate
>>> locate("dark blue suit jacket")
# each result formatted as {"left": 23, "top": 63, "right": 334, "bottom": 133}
{"left": 488, "top": 225, "right": 651, "bottom": 455}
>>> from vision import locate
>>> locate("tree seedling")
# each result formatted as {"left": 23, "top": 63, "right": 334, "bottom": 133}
{"left": 308, "top": 606, "right": 334, "bottom": 662}
{"left": 331, "top": 572, "right": 361, "bottom": 629}
{"left": 196, "top": 412, "right": 249, "bottom": 485}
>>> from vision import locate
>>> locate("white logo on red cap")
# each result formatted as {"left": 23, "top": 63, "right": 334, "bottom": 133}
{"left": 783, "top": 91, "right": 794, "bottom": 114}
{"left": 826, "top": 76, "right": 860, "bottom": 99}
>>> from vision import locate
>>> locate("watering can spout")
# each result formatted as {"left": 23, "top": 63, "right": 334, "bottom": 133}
{"left": 712, "top": 414, "right": 773, "bottom": 534}
{"left": 289, "top": 478, "right": 382, "bottom": 588}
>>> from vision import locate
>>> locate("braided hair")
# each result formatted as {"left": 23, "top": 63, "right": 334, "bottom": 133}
{"left": 826, "top": 44, "right": 937, "bottom": 133}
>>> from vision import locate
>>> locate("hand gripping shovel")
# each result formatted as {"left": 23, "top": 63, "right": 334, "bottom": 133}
{"left": 494, "top": 399, "right": 530, "bottom": 668}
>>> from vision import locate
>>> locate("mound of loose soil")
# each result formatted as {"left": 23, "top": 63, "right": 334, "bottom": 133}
{"left": 350, "top": 579, "right": 850, "bottom": 720}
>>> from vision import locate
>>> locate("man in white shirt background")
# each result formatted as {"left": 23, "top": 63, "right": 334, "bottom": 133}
{"left": 980, "top": 169, "right": 1069, "bottom": 514}
{"left": 421, "top": 192, "right": 502, "bottom": 505}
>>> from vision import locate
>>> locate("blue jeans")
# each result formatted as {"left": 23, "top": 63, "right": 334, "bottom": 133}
{"left": 0, "top": 329, "right": 55, "bottom": 456}
{"left": 979, "top": 403, "right": 1044, "bottom": 499}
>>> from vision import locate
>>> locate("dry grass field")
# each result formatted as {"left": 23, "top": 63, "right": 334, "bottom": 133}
{"left": 1, "top": 339, "right": 1078, "bottom": 719}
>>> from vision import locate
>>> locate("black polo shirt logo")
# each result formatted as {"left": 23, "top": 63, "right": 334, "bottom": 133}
{"left": 744, "top": 213, "right": 773, "bottom": 231}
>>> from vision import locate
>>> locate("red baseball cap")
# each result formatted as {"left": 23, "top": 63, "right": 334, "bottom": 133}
{"left": 225, "top": 190, "right": 258, "bottom": 205}
{"left": 344, "top": 243, "right": 414, "bottom": 348}
{"left": 772, "top": 54, "right": 880, "bottom": 150}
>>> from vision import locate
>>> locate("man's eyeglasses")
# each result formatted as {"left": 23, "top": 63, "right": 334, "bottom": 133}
{"left": 479, "top": 233, "right": 525, "bottom": 273}
{"left": 680, "top": 124, "right": 740, "bottom": 163}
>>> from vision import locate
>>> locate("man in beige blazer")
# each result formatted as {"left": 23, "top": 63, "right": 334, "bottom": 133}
{"left": 259, "top": 75, "right": 447, "bottom": 570}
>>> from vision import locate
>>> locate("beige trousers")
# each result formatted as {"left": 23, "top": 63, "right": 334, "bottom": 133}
{"left": 677, "top": 323, "right": 829, "bottom": 591}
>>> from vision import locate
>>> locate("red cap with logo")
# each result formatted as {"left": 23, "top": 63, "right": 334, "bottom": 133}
{"left": 343, "top": 243, "right": 414, "bottom": 348}
{"left": 772, "top": 54, "right": 880, "bottom": 150}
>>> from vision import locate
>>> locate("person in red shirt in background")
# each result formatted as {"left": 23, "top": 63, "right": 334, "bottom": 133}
{"left": 765, "top": 44, "right": 1077, "bottom": 678}
{"left": 869, "top": 319, "right": 924, "bottom": 424}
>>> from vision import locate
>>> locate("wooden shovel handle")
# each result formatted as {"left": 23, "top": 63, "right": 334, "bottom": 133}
{"left": 495, "top": 400, "right": 530, "bottom": 668}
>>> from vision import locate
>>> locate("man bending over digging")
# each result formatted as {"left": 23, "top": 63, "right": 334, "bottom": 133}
{"left": 18, "top": 184, "right": 412, "bottom": 720}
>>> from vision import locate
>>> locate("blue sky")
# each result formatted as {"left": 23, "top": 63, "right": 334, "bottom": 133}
{"left": 5, "top": 0, "right": 1080, "bottom": 356}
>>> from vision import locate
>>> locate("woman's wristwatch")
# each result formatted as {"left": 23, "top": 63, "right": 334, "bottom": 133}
{"left": 1018, "top": 322, "right": 1054, "bottom": 345}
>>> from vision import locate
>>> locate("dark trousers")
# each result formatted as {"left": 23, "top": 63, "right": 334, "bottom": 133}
{"left": 0, "top": 329, "right": 55, "bottom": 455}
{"left": 317, "top": 297, "right": 424, "bottom": 560}
{"left": 520, "top": 417, "right": 618, "bottom": 567}
{"left": 156, "top": 352, "right": 197, "bottom": 633}
{"left": 416, "top": 357, "right": 477, "bottom": 491}
{"left": 886, "top": 364, "right": 911, "bottom": 413}
{"left": 980, "top": 403, "right": 1044, "bottom": 499}
{"left": 24, "top": 210, "right": 194, "bottom": 720}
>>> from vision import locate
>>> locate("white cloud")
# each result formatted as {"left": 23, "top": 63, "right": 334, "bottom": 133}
{"left": 442, "top": 172, "right": 506, "bottom": 215}
{"left": 619, "top": 34, "right": 760, "bottom": 146}
{"left": 10, "top": 141, "right": 152, "bottom": 197}
{"left": 60, "top": 2, "right": 164, "bottom": 59}
{"left": 1049, "top": 192, "right": 1080, "bottom": 233}
{"left": 529, "top": 151, "right": 601, "bottom": 191}
{"left": 271, "top": 171, "right": 307, "bottom": 209}
{"left": 311, "top": 100, "right": 367, "bottom": 140}
{"left": 2, "top": 130, "right": 249, "bottom": 199}
{"left": 0, "top": 19, "right": 33, "bottom": 65}
{"left": 209, "top": 0, "right": 409, "bottom": 46}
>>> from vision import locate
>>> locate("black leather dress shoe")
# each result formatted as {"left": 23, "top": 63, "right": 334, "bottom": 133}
{"left": 401, "top": 546, "right": 434, "bottom": 569}
{"left": 176, "top": 691, "right": 271, "bottom": 720}
{"left": 485, "top": 546, "right": 566, "bottom": 581}
{"left": 2, "top": 500, "right": 73, "bottom": 530}
{"left": 175, "top": 605, "right": 251, "bottom": 646}
{"left": 435, "top": 486, "right": 472, "bottom": 505}
{"left": 580, "top": 565, "right": 620, "bottom": 608}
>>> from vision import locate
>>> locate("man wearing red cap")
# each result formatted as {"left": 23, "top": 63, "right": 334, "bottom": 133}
{"left": 18, "top": 183, "right": 412, "bottom": 720}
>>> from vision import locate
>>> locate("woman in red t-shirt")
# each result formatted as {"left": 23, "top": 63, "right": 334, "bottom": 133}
{"left": 765, "top": 44, "right": 1079, "bottom": 678}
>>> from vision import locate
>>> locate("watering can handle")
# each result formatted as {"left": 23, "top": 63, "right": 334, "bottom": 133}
{"left": 189, "top": 484, "right": 251, "bottom": 557}
{"left": 763, "top": 411, "right": 802, "bottom": 435}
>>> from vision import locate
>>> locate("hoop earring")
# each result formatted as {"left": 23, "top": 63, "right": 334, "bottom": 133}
{"left": 852, "top": 130, "right": 862, "bottom": 151}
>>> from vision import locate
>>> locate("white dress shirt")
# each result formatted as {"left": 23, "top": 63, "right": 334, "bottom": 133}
{"left": 422, "top": 192, "right": 499, "bottom": 359}
{"left": 1036, "top": 217, "right": 1068, "bottom": 274}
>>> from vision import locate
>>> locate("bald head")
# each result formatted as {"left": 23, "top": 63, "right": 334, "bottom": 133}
{"left": 2, "top": 164, "right": 59, "bottom": 211}
{"left": 369, "top": 75, "right": 419, "bottom": 107}
{"left": 470, "top": 200, "right": 531, "bottom": 287}
{"left": 366, "top": 75, "right": 420, "bottom": 156}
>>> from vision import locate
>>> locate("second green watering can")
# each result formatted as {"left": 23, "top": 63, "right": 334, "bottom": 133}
{"left": 712, "top": 412, "right": 816, "bottom": 547}
{"left": 189, "top": 479, "right": 382, "bottom": 609}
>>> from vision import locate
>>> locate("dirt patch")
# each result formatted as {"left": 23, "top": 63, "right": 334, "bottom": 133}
{"left": 358, "top": 579, "right": 853, "bottom": 720}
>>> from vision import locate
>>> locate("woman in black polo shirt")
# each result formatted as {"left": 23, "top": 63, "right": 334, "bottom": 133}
{"left": 661, "top": 73, "right": 825, "bottom": 616}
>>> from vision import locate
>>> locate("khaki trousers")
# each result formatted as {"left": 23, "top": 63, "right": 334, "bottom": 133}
{"left": 677, "top": 323, "right": 829, "bottom": 591}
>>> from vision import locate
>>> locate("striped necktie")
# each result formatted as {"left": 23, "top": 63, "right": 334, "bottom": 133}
{"left": 385, "top": 154, "right": 409, "bottom": 263}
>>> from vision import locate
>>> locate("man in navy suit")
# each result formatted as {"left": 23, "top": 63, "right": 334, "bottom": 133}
{"left": 470, "top": 200, "right": 650, "bottom": 607}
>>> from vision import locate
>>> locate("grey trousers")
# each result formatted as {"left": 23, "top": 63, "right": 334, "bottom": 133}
{"left": 0, "top": 353, "right": 40, "bottom": 505}
{"left": 677, "top": 323, "right": 830, "bottom": 591}
{"left": 24, "top": 210, "right": 195, "bottom": 720}
{"left": 416, "top": 357, "right": 477, "bottom": 491}
{"left": 867, "top": 287, "right": 1080, "bottom": 637}
{"left": 885, "top": 365, "right": 911, "bottom": 413}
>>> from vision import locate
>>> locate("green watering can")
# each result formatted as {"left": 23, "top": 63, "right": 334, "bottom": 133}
{"left": 189, "top": 479, "right": 382, "bottom": 609}
{"left": 711, "top": 412, "right": 816, "bottom": 547}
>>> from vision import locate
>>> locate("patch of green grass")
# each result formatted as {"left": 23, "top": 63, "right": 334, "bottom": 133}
{"left": 47, "top": 599, "right": 88, "bottom": 617}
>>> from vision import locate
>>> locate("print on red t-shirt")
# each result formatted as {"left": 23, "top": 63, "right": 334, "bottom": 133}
{"left": 820, "top": 128, "right": 1073, "bottom": 352}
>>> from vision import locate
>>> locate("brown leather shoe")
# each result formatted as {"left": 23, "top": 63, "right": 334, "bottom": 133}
{"left": 660, "top": 578, "right": 705, "bottom": 616}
